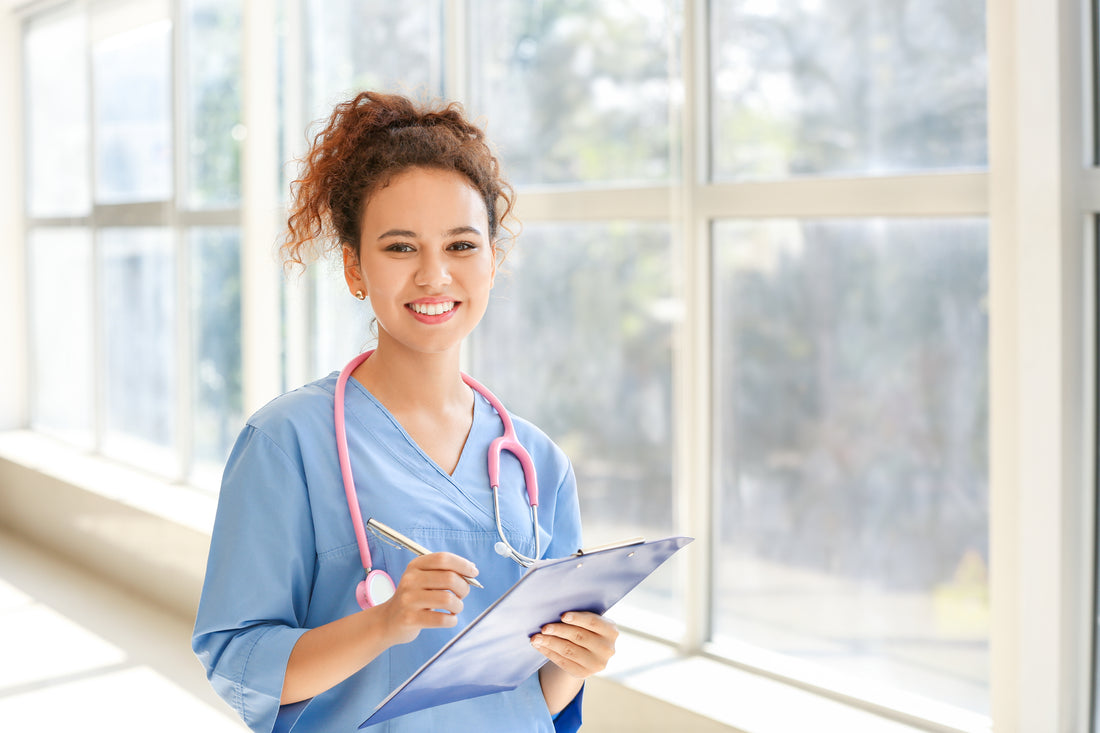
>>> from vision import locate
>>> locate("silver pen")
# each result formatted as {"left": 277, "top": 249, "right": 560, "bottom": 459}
{"left": 366, "top": 517, "right": 485, "bottom": 589}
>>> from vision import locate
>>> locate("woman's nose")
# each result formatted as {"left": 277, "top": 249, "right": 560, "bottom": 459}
{"left": 415, "top": 251, "right": 452, "bottom": 289}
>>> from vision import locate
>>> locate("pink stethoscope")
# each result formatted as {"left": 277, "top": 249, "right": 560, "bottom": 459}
{"left": 335, "top": 350, "right": 541, "bottom": 609}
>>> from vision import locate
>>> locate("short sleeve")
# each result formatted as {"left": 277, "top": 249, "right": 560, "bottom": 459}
{"left": 192, "top": 425, "right": 317, "bottom": 733}
{"left": 543, "top": 461, "right": 583, "bottom": 560}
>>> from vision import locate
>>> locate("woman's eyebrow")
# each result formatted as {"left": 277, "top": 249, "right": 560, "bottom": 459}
{"left": 377, "top": 226, "right": 484, "bottom": 240}
{"left": 444, "top": 225, "right": 483, "bottom": 238}
{"left": 377, "top": 228, "right": 417, "bottom": 240}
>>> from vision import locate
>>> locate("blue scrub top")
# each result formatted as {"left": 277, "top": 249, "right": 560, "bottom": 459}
{"left": 192, "top": 371, "right": 584, "bottom": 733}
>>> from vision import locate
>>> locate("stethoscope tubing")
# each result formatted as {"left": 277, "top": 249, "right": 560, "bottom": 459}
{"left": 335, "top": 350, "right": 541, "bottom": 581}
{"left": 335, "top": 350, "right": 376, "bottom": 574}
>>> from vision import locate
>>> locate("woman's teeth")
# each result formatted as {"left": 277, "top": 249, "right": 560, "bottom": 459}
{"left": 410, "top": 302, "right": 456, "bottom": 316}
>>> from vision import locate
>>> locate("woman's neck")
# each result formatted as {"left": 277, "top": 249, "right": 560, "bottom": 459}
{"left": 350, "top": 338, "right": 476, "bottom": 475}
{"left": 351, "top": 340, "right": 469, "bottom": 414}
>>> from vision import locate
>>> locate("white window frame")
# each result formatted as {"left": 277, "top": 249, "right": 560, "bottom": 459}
{"left": 987, "top": 0, "right": 1096, "bottom": 730}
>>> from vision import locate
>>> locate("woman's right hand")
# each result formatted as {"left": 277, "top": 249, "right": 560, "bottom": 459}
{"left": 379, "top": 552, "right": 479, "bottom": 644}
{"left": 282, "top": 551, "right": 479, "bottom": 704}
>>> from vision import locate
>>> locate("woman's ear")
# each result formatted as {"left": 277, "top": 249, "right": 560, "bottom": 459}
{"left": 342, "top": 244, "right": 366, "bottom": 298}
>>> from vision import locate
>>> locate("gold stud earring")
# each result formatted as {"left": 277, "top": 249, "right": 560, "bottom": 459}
{"left": 354, "top": 290, "right": 365, "bottom": 300}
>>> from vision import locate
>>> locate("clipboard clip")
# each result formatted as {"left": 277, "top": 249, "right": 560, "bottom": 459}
{"left": 573, "top": 537, "right": 646, "bottom": 556}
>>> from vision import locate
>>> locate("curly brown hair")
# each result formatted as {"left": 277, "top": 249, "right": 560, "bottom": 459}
{"left": 282, "top": 91, "right": 516, "bottom": 270}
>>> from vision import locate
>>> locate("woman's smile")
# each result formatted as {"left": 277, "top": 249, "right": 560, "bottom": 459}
{"left": 407, "top": 299, "right": 459, "bottom": 321}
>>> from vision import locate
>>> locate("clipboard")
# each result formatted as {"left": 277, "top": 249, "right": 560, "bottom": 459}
{"left": 359, "top": 535, "right": 693, "bottom": 728}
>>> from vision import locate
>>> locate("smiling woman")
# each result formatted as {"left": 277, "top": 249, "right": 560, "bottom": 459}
{"left": 191, "top": 91, "right": 618, "bottom": 733}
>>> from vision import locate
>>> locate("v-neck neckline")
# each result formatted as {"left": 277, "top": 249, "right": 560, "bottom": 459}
{"left": 347, "top": 376, "right": 483, "bottom": 480}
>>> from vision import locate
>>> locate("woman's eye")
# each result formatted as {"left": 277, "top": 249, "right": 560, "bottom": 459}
{"left": 449, "top": 241, "right": 477, "bottom": 252}
{"left": 385, "top": 243, "right": 414, "bottom": 253}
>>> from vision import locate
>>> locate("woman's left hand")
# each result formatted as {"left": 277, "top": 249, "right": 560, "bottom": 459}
{"left": 531, "top": 611, "right": 618, "bottom": 679}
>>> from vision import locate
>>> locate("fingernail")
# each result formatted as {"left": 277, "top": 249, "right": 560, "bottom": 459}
{"left": 531, "top": 635, "right": 544, "bottom": 648}
{"left": 562, "top": 613, "right": 574, "bottom": 623}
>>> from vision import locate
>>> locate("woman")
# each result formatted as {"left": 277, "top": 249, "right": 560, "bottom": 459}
{"left": 192, "top": 91, "right": 617, "bottom": 733}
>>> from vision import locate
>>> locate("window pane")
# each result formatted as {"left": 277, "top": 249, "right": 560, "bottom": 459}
{"left": 184, "top": 0, "right": 243, "bottom": 209}
{"left": 303, "top": 0, "right": 443, "bottom": 120}
{"left": 25, "top": 10, "right": 90, "bottom": 217}
{"left": 710, "top": 2, "right": 987, "bottom": 180}
{"left": 712, "top": 219, "right": 989, "bottom": 713}
{"left": 469, "top": 0, "right": 680, "bottom": 186}
{"left": 101, "top": 228, "right": 176, "bottom": 475}
{"left": 190, "top": 228, "right": 243, "bottom": 489}
{"left": 93, "top": 14, "right": 173, "bottom": 203}
{"left": 469, "top": 222, "right": 680, "bottom": 626}
{"left": 28, "top": 228, "right": 95, "bottom": 445}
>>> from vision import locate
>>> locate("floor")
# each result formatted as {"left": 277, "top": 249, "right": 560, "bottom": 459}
{"left": 0, "top": 530, "right": 248, "bottom": 733}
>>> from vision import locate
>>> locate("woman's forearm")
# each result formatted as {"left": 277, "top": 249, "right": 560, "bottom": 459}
{"left": 538, "top": 663, "right": 584, "bottom": 715}
{"left": 281, "top": 607, "right": 394, "bottom": 704}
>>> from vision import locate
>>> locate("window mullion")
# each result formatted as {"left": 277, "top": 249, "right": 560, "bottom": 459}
{"left": 87, "top": 5, "right": 106, "bottom": 456}
{"left": 674, "top": 0, "right": 712, "bottom": 656}
{"left": 240, "top": 0, "right": 282, "bottom": 414}
{"left": 173, "top": 0, "right": 194, "bottom": 483}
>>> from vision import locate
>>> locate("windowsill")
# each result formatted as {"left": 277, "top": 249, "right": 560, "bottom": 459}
{"left": 0, "top": 429, "right": 219, "bottom": 533}
{"left": 0, "top": 429, "right": 986, "bottom": 733}
{"left": 0, "top": 430, "right": 217, "bottom": 618}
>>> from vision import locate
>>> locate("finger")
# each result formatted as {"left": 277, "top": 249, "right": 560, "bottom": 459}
{"left": 541, "top": 616, "right": 617, "bottom": 652}
{"left": 385, "top": 600, "right": 462, "bottom": 635}
{"left": 411, "top": 552, "right": 479, "bottom": 580}
{"left": 400, "top": 566, "right": 473, "bottom": 599}
{"left": 556, "top": 612, "right": 620, "bottom": 640}
{"left": 402, "top": 587, "right": 466, "bottom": 615}
{"left": 530, "top": 634, "right": 603, "bottom": 678}
{"left": 540, "top": 621, "right": 595, "bottom": 648}
{"left": 402, "top": 606, "right": 462, "bottom": 629}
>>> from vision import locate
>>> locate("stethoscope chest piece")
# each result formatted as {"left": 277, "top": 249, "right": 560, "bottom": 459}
{"left": 358, "top": 569, "right": 397, "bottom": 609}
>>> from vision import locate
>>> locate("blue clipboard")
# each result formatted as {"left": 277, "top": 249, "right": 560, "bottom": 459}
{"left": 359, "top": 535, "right": 693, "bottom": 728}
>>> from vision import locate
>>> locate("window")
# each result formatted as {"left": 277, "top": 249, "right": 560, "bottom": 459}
{"left": 709, "top": 1, "right": 986, "bottom": 180}
{"left": 24, "top": 9, "right": 89, "bottom": 217}
{"left": 468, "top": 0, "right": 680, "bottom": 186}
{"left": 703, "top": 0, "right": 989, "bottom": 718}
{"left": 26, "top": 227, "right": 94, "bottom": 445}
{"left": 23, "top": 0, "right": 243, "bottom": 488}
{"left": 19, "top": 0, "right": 1018, "bottom": 728}
{"left": 100, "top": 227, "right": 177, "bottom": 473}
{"left": 92, "top": 8, "right": 173, "bottom": 204}
{"left": 712, "top": 218, "right": 989, "bottom": 712}
{"left": 185, "top": 0, "right": 243, "bottom": 209}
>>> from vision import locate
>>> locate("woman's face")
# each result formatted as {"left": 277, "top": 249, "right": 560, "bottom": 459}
{"left": 344, "top": 166, "right": 496, "bottom": 357}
